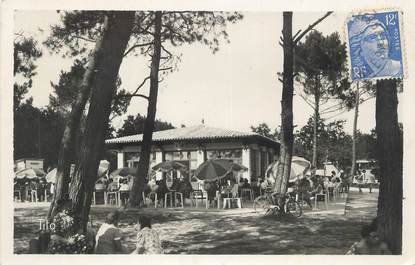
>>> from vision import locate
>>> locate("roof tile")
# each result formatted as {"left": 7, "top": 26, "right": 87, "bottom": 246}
{"left": 105, "top": 125, "right": 278, "bottom": 145}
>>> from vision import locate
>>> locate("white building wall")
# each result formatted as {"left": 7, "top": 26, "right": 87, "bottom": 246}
{"left": 117, "top": 152, "right": 124, "bottom": 169}
{"left": 242, "top": 148, "right": 251, "bottom": 181}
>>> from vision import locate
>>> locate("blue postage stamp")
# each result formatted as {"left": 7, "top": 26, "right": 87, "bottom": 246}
{"left": 346, "top": 11, "right": 404, "bottom": 81}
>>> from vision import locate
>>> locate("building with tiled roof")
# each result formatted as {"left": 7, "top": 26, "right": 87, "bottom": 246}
{"left": 105, "top": 125, "right": 280, "bottom": 181}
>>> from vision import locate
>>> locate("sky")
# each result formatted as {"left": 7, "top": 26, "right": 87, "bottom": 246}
{"left": 14, "top": 10, "right": 391, "bottom": 135}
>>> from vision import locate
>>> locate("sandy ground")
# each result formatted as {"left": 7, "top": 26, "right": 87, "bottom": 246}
{"left": 14, "top": 188, "right": 378, "bottom": 254}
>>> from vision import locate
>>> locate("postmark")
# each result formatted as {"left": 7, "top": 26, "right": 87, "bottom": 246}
{"left": 346, "top": 10, "right": 405, "bottom": 81}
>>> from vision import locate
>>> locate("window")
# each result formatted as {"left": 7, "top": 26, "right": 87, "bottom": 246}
{"left": 206, "top": 149, "right": 242, "bottom": 165}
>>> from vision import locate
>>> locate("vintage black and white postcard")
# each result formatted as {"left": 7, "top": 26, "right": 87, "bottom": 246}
{"left": 1, "top": 0, "right": 414, "bottom": 265}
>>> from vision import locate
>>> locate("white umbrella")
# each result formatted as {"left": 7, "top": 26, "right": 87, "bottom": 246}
{"left": 45, "top": 168, "right": 57, "bottom": 183}
{"left": 46, "top": 166, "right": 109, "bottom": 183}
{"left": 265, "top": 156, "right": 311, "bottom": 183}
{"left": 15, "top": 168, "right": 45, "bottom": 179}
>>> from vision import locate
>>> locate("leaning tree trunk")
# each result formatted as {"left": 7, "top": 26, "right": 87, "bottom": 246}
{"left": 69, "top": 11, "right": 135, "bottom": 233}
{"left": 312, "top": 89, "right": 320, "bottom": 167}
{"left": 47, "top": 34, "right": 103, "bottom": 221}
{"left": 350, "top": 82, "right": 360, "bottom": 180}
{"left": 274, "top": 12, "right": 294, "bottom": 195}
{"left": 375, "top": 79, "right": 403, "bottom": 254}
{"left": 129, "top": 11, "right": 163, "bottom": 207}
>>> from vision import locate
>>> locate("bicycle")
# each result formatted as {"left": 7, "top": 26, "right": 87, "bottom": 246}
{"left": 253, "top": 190, "right": 302, "bottom": 217}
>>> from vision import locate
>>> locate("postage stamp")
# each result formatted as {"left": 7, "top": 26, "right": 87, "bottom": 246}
{"left": 346, "top": 10, "right": 405, "bottom": 81}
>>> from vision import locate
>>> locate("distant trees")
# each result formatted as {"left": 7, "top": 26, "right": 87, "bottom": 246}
{"left": 13, "top": 35, "right": 42, "bottom": 110}
{"left": 14, "top": 103, "right": 66, "bottom": 169}
{"left": 116, "top": 114, "right": 174, "bottom": 137}
{"left": 250, "top": 123, "right": 279, "bottom": 140}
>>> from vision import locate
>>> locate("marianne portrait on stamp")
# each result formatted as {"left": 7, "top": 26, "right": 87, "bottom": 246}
{"left": 348, "top": 14, "right": 403, "bottom": 80}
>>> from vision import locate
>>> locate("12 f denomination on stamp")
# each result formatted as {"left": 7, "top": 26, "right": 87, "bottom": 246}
{"left": 346, "top": 10, "right": 405, "bottom": 81}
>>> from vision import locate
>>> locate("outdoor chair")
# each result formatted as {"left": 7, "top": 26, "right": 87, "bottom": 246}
{"left": 241, "top": 188, "right": 254, "bottom": 201}
{"left": 27, "top": 190, "right": 38, "bottom": 202}
{"left": 14, "top": 190, "right": 21, "bottom": 202}
{"left": 206, "top": 191, "right": 221, "bottom": 209}
{"left": 223, "top": 184, "right": 242, "bottom": 209}
{"left": 142, "top": 191, "right": 158, "bottom": 208}
{"left": 164, "top": 191, "right": 184, "bottom": 208}
{"left": 190, "top": 190, "right": 206, "bottom": 208}
{"left": 92, "top": 189, "right": 106, "bottom": 205}
{"left": 333, "top": 187, "right": 341, "bottom": 199}
{"left": 313, "top": 192, "right": 328, "bottom": 210}
{"left": 106, "top": 191, "right": 118, "bottom": 205}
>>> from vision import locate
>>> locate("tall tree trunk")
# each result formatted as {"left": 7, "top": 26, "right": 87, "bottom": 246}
{"left": 69, "top": 11, "right": 135, "bottom": 233}
{"left": 375, "top": 79, "right": 402, "bottom": 254}
{"left": 47, "top": 35, "right": 103, "bottom": 221}
{"left": 350, "top": 82, "right": 360, "bottom": 179}
{"left": 129, "top": 11, "right": 163, "bottom": 207}
{"left": 312, "top": 89, "right": 320, "bottom": 167}
{"left": 274, "top": 12, "right": 294, "bottom": 195}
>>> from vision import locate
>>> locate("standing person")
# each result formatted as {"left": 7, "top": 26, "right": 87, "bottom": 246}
{"left": 358, "top": 170, "right": 366, "bottom": 193}
{"left": 95, "top": 211, "right": 125, "bottom": 254}
{"left": 132, "top": 215, "right": 163, "bottom": 254}
{"left": 204, "top": 180, "right": 217, "bottom": 207}
{"left": 298, "top": 177, "right": 313, "bottom": 209}
{"left": 37, "top": 179, "right": 46, "bottom": 202}
{"left": 366, "top": 170, "right": 376, "bottom": 193}
{"left": 156, "top": 179, "right": 169, "bottom": 206}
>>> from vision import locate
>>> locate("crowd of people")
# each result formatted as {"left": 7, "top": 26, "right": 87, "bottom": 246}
{"left": 353, "top": 169, "right": 378, "bottom": 193}
{"left": 14, "top": 178, "right": 51, "bottom": 202}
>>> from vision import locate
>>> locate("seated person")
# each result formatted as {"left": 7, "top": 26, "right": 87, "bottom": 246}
{"left": 310, "top": 178, "right": 324, "bottom": 199}
{"left": 177, "top": 177, "right": 192, "bottom": 198}
{"left": 260, "top": 179, "right": 268, "bottom": 192}
{"left": 118, "top": 179, "right": 130, "bottom": 206}
{"left": 106, "top": 179, "right": 119, "bottom": 192}
{"left": 148, "top": 178, "right": 159, "bottom": 193}
{"left": 241, "top": 179, "right": 250, "bottom": 189}
{"left": 231, "top": 182, "right": 239, "bottom": 198}
{"left": 346, "top": 224, "right": 391, "bottom": 254}
{"left": 238, "top": 178, "right": 245, "bottom": 188}
{"left": 95, "top": 211, "right": 125, "bottom": 254}
{"left": 156, "top": 179, "right": 169, "bottom": 204}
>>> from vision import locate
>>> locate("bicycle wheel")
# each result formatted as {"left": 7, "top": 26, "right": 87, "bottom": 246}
{"left": 284, "top": 200, "right": 302, "bottom": 217}
{"left": 253, "top": 195, "right": 271, "bottom": 214}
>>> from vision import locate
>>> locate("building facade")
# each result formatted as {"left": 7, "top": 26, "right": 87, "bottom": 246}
{"left": 105, "top": 125, "right": 280, "bottom": 182}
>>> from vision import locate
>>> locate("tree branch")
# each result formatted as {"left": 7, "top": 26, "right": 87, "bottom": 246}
{"left": 293, "top": 29, "right": 302, "bottom": 40}
{"left": 129, "top": 94, "right": 149, "bottom": 100}
{"left": 294, "top": 12, "right": 333, "bottom": 44}
{"left": 123, "top": 42, "right": 153, "bottom": 57}
{"left": 71, "top": 34, "right": 96, "bottom": 43}
{"left": 161, "top": 44, "right": 173, "bottom": 58}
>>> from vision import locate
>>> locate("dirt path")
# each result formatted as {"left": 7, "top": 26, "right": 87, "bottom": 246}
{"left": 14, "top": 190, "right": 378, "bottom": 254}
